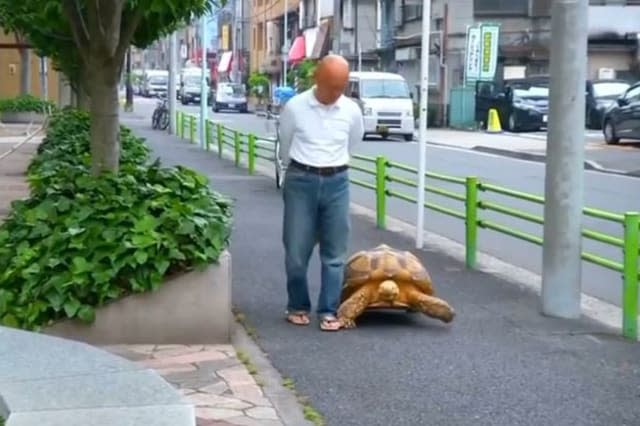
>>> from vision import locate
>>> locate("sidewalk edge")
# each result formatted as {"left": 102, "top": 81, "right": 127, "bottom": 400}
{"left": 348, "top": 202, "right": 631, "bottom": 339}
{"left": 231, "top": 324, "right": 315, "bottom": 426}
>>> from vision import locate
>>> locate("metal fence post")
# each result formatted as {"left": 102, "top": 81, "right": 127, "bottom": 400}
{"left": 176, "top": 111, "right": 182, "bottom": 137}
{"left": 465, "top": 176, "right": 479, "bottom": 268}
{"left": 375, "top": 156, "right": 387, "bottom": 229}
{"left": 248, "top": 134, "right": 256, "bottom": 175}
{"left": 216, "top": 124, "right": 223, "bottom": 157}
{"left": 189, "top": 115, "right": 195, "bottom": 143}
{"left": 622, "top": 212, "right": 639, "bottom": 340}
{"left": 234, "top": 130, "right": 241, "bottom": 167}
{"left": 205, "top": 120, "right": 211, "bottom": 151}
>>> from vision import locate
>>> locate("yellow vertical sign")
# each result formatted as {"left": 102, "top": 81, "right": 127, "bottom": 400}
{"left": 222, "top": 24, "right": 229, "bottom": 50}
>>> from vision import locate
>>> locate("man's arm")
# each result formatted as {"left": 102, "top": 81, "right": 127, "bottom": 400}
{"left": 348, "top": 105, "right": 365, "bottom": 154}
{"left": 277, "top": 102, "right": 295, "bottom": 166}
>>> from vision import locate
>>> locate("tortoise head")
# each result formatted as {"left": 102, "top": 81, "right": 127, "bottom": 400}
{"left": 378, "top": 280, "right": 400, "bottom": 302}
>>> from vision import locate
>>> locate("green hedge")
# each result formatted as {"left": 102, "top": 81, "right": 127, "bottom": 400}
{"left": 0, "top": 94, "right": 56, "bottom": 113}
{"left": 0, "top": 109, "right": 233, "bottom": 330}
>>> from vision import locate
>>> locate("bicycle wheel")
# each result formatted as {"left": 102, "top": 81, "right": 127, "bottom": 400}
{"left": 151, "top": 109, "right": 160, "bottom": 129}
{"left": 159, "top": 109, "right": 170, "bottom": 130}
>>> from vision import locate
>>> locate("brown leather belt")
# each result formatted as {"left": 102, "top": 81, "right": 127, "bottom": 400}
{"left": 289, "top": 159, "right": 349, "bottom": 176}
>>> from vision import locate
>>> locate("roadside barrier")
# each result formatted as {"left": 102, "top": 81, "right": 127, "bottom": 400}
{"left": 175, "top": 111, "right": 640, "bottom": 340}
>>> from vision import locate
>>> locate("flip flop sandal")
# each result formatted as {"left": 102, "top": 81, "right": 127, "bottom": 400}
{"left": 319, "top": 315, "right": 341, "bottom": 332}
{"left": 285, "top": 311, "right": 310, "bottom": 326}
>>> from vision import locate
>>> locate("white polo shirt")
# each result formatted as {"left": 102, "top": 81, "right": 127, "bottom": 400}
{"left": 277, "top": 88, "right": 365, "bottom": 168}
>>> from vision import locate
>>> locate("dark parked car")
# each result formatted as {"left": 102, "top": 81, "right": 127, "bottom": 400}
{"left": 586, "top": 79, "right": 631, "bottom": 129}
{"left": 475, "top": 77, "right": 549, "bottom": 132}
{"left": 601, "top": 81, "right": 640, "bottom": 144}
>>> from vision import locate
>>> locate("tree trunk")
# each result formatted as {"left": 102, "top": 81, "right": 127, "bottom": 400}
{"left": 88, "top": 67, "right": 120, "bottom": 175}
{"left": 19, "top": 48, "right": 31, "bottom": 95}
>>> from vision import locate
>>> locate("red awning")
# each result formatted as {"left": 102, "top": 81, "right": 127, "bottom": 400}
{"left": 217, "top": 51, "right": 233, "bottom": 73}
{"left": 288, "top": 36, "right": 306, "bottom": 64}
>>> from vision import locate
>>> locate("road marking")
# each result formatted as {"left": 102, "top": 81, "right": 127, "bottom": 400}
{"left": 418, "top": 144, "right": 638, "bottom": 181}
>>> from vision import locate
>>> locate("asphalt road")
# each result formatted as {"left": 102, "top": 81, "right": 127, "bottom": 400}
{"left": 124, "top": 118, "right": 640, "bottom": 426}
{"left": 135, "top": 99, "right": 640, "bottom": 308}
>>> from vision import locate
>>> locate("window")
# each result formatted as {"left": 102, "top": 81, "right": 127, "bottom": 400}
{"left": 592, "top": 81, "right": 630, "bottom": 99}
{"left": 360, "top": 79, "right": 411, "bottom": 99}
{"left": 402, "top": 0, "right": 423, "bottom": 22}
{"left": 622, "top": 85, "right": 640, "bottom": 102}
{"left": 474, "top": 0, "right": 528, "bottom": 15}
{"left": 303, "top": 0, "right": 317, "bottom": 28}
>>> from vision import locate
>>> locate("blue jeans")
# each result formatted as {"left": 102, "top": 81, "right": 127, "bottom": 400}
{"left": 282, "top": 165, "right": 350, "bottom": 316}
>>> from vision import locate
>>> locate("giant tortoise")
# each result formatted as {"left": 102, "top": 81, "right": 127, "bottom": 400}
{"left": 337, "top": 244, "right": 456, "bottom": 328}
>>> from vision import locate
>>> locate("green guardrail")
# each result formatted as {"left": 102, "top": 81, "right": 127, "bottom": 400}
{"left": 174, "top": 111, "right": 640, "bottom": 340}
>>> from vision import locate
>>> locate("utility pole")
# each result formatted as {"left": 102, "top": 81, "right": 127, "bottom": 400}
{"left": 354, "top": 0, "right": 361, "bottom": 70}
{"left": 332, "top": 0, "right": 342, "bottom": 54}
{"left": 231, "top": 0, "right": 239, "bottom": 82}
{"left": 39, "top": 56, "right": 48, "bottom": 100}
{"left": 200, "top": 14, "right": 208, "bottom": 150}
{"left": 415, "top": 1, "right": 431, "bottom": 249}
{"left": 125, "top": 48, "right": 133, "bottom": 112}
{"left": 283, "top": 0, "right": 288, "bottom": 86}
{"left": 169, "top": 32, "right": 178, "bottom": 135}
{"left": 541, "top": 0, "right": 588, "bottom": 318}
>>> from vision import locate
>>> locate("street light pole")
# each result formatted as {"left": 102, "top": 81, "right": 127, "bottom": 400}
{"left": 283, "top": 0, "right": 288, "bottom": 86}
{"left": 169, "top": 32, "right": 178, "bottom": 135}
{"left": 200, "top": 14, "right": 208, "bottom": 150}
{"left": 541, "top": 0, "right": 588, "bottom": 318}
{"left": 415, "top": 1, "right": 431, "bottom": 249}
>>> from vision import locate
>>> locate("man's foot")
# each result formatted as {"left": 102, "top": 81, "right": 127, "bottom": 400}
{"left": 286, "top": 311, "right": 310, "bottom": 326}
{"left": 319, "top": 314, "right": 341, "bottom": 331}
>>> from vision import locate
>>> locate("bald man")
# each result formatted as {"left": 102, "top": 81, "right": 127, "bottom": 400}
{"left": 278, "top": 54, "right": 365, "bottom": 331}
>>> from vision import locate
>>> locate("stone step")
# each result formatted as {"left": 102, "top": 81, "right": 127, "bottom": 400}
{"left": 0, "top": 327, "right": 195, "bottom": 426}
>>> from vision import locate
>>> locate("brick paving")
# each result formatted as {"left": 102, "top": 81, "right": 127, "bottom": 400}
{"left": 104, "top": 345, "right": 285, "bottom": 426}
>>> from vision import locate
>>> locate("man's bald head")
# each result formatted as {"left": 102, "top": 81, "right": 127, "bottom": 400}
{"left": 313, "top": 54, "right": 350, "bottom": 105}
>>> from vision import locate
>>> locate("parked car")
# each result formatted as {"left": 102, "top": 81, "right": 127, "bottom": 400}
{"left": 475, "top": 77, "right": 549, "bottom": 132}
{"left": 586, "top": 79, "right": 631, "bottom": 129}
{"left": 601, "top": 81, "right": 640, "bottom": 144}
{"left": 212, "top": 82, "right": 248, "bottom": 113}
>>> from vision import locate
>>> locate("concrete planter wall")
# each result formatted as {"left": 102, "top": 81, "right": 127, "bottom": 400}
{"left": 0, "top": 111, "right": 46, "bottom": 124}
{"left": 44, "top": 250, "right": 232, "bottom": 345}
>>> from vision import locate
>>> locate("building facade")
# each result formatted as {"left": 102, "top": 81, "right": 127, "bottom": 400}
{"left": 0, "top": 29, "right": 60, "bottom": 103}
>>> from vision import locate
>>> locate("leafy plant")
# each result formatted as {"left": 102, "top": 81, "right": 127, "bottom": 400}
{"left": 0, "top": 94, "right": 56, "bottom": 113}
{"left": 0, "top": 109, "right": 233, "bottom": 331}
{"left": 248, "top": 72, "right": 270, "bottom": 100}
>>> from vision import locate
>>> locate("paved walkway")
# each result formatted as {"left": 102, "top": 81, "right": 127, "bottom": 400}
{"left": 126, "top": 118, "right": 640, "bottom": 426}
{"left": 104, "top": 344, "right": 284, "bottom": 426}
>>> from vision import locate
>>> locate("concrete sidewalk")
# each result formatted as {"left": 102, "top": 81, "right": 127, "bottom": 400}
{"left": 128, "top": 119, "right": 640, "bottom": 426}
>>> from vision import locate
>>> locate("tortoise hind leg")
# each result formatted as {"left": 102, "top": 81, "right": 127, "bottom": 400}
{"left": 337, "top": 286, "right": 375, "bottom": 329}
{"left": 406, "top": 290, "right": 455, "bottom": 323}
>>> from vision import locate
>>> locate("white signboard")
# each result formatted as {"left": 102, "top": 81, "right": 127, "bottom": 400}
{"left": 464, "top": 26, "right": 481, "bottom": 84}
{"left": 464, "top": 23, "right": 500, "bottom": 85}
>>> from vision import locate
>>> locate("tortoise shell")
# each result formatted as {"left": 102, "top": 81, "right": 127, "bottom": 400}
{"left": 342, "top": 244, "right": 434, "bottom": 301}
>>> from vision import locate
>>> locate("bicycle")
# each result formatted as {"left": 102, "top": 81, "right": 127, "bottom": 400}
{"left": 151, "top": 95, "right": 170, "bottom": 130}
{"left": 269, "top": 86, "right": 295, "bottom": 189}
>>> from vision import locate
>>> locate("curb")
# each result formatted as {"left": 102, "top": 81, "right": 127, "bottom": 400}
{"left": 470, "top": 146, "right": 639, "bottom": 178}
{"left": 231, "top": 324, "right": 315, "bottom": 426}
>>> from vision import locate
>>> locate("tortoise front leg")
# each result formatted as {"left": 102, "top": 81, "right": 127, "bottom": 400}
{"left": 337, "top": 286, "right": 375, "bottom": 329}
{"left": 406, "top": 290, "right": 455, "bottom": 323}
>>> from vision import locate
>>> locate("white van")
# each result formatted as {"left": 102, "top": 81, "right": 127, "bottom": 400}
{"left": 143, "top": 69, "right": 168, "bottom": 98}
{"left": 346, "top": 71, "right": 415, "bottom": 141}
{"left": 213, "top": 82, "right": 248, "bottom": 113}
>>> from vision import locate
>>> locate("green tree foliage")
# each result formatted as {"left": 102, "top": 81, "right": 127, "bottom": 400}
{"left": 0, "top": 0, "right": 225, "bottom": 175}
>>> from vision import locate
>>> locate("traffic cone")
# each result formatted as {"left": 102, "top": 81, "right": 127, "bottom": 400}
{"left": 486, "top": 108, "right": 502, "bottom": 133}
